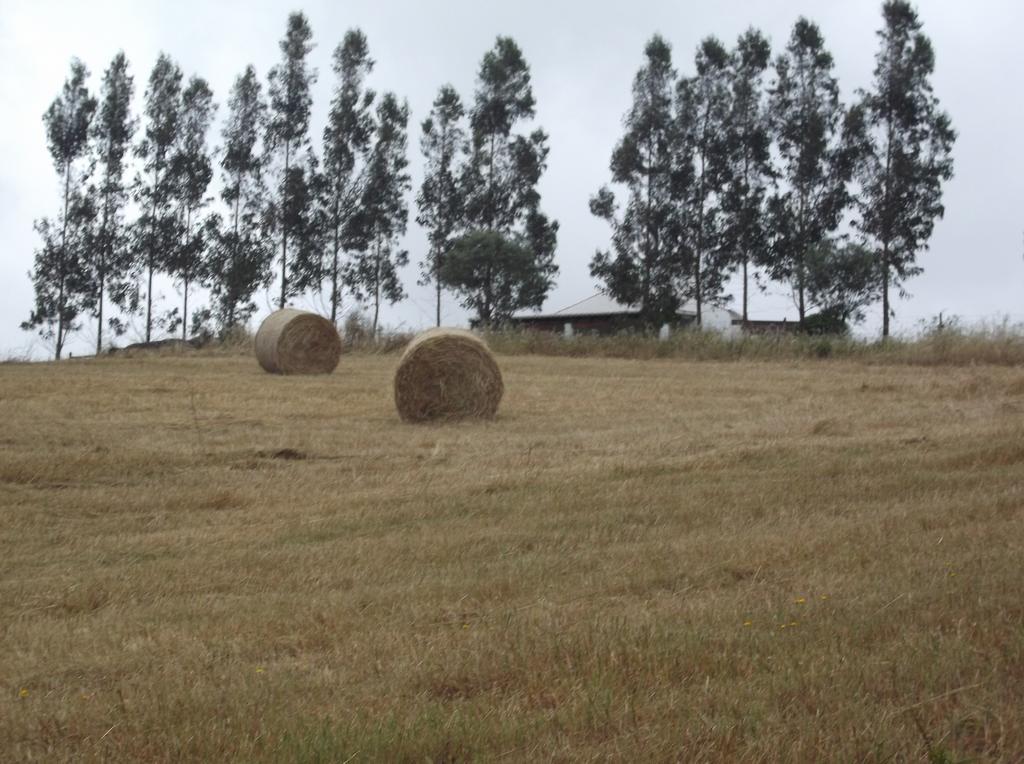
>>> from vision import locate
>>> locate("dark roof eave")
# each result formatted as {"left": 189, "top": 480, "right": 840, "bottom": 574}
{"left": 510, "top": 312, "right": 640, "bottom": 321}
{"left": 510, "top": 311, "right": 697, "bottom": 322}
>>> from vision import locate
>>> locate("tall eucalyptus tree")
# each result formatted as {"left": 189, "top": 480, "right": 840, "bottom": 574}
{"left": 590, "top": 36, "right": 685, "bottom": 327}
{"left": 855, "top": 0, "right": 955, "bottom": 336}
{"left": 206, "top": 66, "right": 273, "bottom": 330}
{"left": 461, "top": 37, "right": 558, "bottom": 321}
{"left": 417, "top": 85, "right": 467, "bottom": 326}
{"left": 135, "top": 53, "right": 183, "bottom": 341}
{"left": 266, "top": 11, "right": 317, "bottom": 307}
{"left": 168, "top": 75, "right": 216, "bottom": 339}
{"left": 767, "top": 19, "right": 858, "bottom": 324}
{"left": 676, "top": 37, "right": 733, "bottom": 325}
{"left": 347, "top": 94, "right": 411, "bottom": 334}
{"left": 720, "top": 30, "right": 773, "bottom": 324}
{"left": 321, "top": 29, "right": 375, "bottom": 323}
{"left": 24, "top": 59, "right": 97, "bottom": 358}
{"left": 88, "top": 52, "right": 134, "bottom": 353}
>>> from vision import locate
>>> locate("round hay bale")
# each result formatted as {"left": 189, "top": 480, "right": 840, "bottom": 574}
{"left": 255, "top": 309, "right": 342, "bottom": 374}
{"left": 394, "top": 328, "right": 503, "bottom": 422}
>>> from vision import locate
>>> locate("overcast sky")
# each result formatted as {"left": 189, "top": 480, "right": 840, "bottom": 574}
{"left": 1, "top": 0, "right": 1021, "bottom": 358}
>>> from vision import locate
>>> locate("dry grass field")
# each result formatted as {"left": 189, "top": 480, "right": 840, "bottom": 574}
{"left": 2, "top": 347, "right": 1023, "bottom": 761}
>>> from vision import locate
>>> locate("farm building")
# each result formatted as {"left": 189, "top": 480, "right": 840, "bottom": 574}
{"left": 507, "top": 293, "right": 748, "bottom": 337}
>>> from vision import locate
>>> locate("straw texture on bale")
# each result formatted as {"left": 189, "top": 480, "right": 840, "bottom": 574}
{"left": 394, "top": 328, "right": 504, "bottom": 422}
{"left": 255, "top": 309, "right": 342, "bottom": 374}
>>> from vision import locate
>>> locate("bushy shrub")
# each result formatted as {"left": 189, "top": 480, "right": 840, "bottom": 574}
{"left": 802, "top": 307, "right": 849, "bottom": 336}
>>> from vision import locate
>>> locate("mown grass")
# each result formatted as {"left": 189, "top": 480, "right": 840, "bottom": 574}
{"left": 1, "top": 348, "right": 1022, "bottom": 761}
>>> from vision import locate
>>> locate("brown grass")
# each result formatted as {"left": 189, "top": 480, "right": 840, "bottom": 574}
{"left": 1, "top": 351, "right": 1023, "bottom": 761}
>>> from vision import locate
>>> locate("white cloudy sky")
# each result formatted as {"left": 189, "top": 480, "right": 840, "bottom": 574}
{"left": 1, "top": 0, "right": 1021, "bottom": 358}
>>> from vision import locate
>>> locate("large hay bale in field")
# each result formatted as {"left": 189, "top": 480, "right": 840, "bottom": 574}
{"left": 255, "top": 309, "right": 342, "bottom": 374}
{"left": 394, "top": 328, "right": 503, "bottom": 422}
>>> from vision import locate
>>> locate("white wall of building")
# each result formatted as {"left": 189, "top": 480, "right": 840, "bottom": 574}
{"left": 699, "top": 306, "right": 741, "bottom": 338}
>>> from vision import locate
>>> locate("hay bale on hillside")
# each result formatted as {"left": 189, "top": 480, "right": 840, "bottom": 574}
{"left": 394, "top": 328, "right": 503, "bottom": 422}
{"left": 255, "top": 309, "right": 342, "bottom": 374}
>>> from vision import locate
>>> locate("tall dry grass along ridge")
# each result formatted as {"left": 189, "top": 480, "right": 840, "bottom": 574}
{"left": 393, "top": 328, "right": 504, "bottom": 422}
{"left": 254, "top": 308, "right": 342, "bottom": 375}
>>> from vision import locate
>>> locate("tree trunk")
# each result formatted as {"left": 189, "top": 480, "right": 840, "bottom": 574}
{"left": 330, "top": 210, "right": 340, "bottom": 325}
{"left": 882, "top": 242, "right": 890, "bottom": 338}
{"left": 487, "top": 135, "right": 495, "bottom": 230}
{"left": 372, "top": 231, "right": 381, "bottom": 337}
{"left": 435, "top": 159, "right": 445, "bottom": 328}
{"left": 146, "top": 157, "right": 161, "bottom": 344}
{"left": 881, "top": 94, "right": 895, "bottom": 339}
{"left": 96, "top": 195, "right": 111, "bottom": 356}
{"left": 96, "top": 279, "right": 104, "bottom": 355}
{"left": 642, "top": 139, "right": 653, "bottom": 323}
{"left": 797, "top": 260, "right": 806, "bottom": 324}
{"left": 146, "top": 261, "right": 154, "bottom": 343}
{"left": 695, "top": 141, "right": 707, "bottom": 328}
{"left": 695, "top": 200, "right": 704, "bottom": 327}
{"left": 279, "top": 142, "right": 290, "bottom": 309}
{"left": 183, "top": 272, "right": 189, "bottom": 341}
{"left": 435, "top": 246, "right": 442, "bottom": 327}
{"left": 183, "top": 206, "right": 191, "bottom": 341}
{"left": 694, "top": 256, "right": 702, "bottom": 330}
{"left": 741, "top": 140, "right": 752, "bottom": 326}
{"left": 482, "top": 259, "right": 493, "bottom": 329}
{"left": 742, "top": 257, "right": 748, "bottom": 324}
{"left": 56, "top": 162, "right": 72, "bottom": 360}
{"left": 230, "top": 183, "right": 241, "bottom": 330}
{"left": 796, "top": 188, "right": 807, "bottom": 326}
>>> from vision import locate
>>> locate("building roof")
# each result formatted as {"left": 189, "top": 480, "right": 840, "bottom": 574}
{"left": 546, "top": 292, "right": 643, "bottom": 317}
{"left": 512, "top": 293, "right": 741, "bottom": 321}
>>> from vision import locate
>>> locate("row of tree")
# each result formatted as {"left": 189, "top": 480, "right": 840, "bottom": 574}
{"left": 25, "top": 2, "right": 953, "bottom": 359}
{"left": 25, "top": 14, "right": 559, "bottom": 359}
{"left": 591, "top": 1, "right": 955, "bottom": 335}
